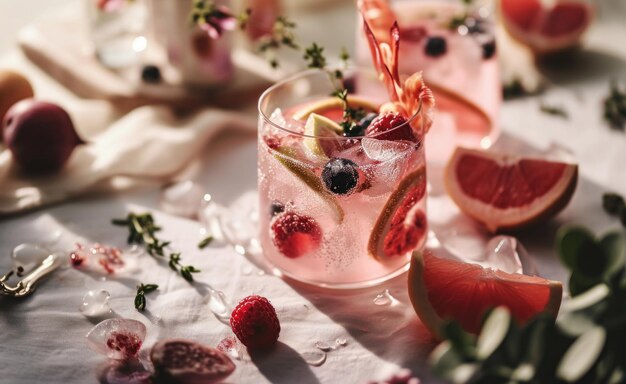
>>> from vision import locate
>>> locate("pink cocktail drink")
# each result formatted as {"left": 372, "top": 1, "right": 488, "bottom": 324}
{"left": 357, "top": 0, "right": 500, "bottom": 163}
{"left": 258, "top": 69, "right": 429, "bottom": 288}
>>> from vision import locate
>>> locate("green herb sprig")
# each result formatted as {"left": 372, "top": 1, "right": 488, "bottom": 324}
{"left": 134, "top": 283, "right": 158, "bottom": 311}
{"left": 603, "top": 80, "right": 626, "bottom": 130}
{"left": 258, "top": 16, "right": 299, "bottom": 69}
{"left": 429, "top": 225, "right": 626, "bottom": 383}
{"left": 112, "top": 212, "right": 201, "bottom": 282}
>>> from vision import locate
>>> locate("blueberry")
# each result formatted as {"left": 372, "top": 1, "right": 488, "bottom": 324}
{"left": 141, "top": 65, "right": 162, "bottom": 83}
{"left": 424, "top": 36, "right": 447, "bottom": 58}
{"left": 358, "top": 113, "right": 378, "bottom": 130}
{"left": 482, "top": 40, "right": 496, "bottom": 60}
{"left": 322, "top": 158, "right": 359, "bottom": 195}
{"left": 269, "top": 200, "right": 285, "bottom": 217}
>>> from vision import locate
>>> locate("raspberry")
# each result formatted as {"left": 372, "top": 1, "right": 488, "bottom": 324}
{"left": 271, "top": 212, "right": 322, "bottom": 258}
{"left": 230, "top": 295, "right": 280, "bottom": 349}
{"left": 365, "top": 112, "right": 417, "bottom": 142}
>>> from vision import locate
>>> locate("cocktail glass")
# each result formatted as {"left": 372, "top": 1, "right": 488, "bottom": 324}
{"left": 357, "top": 0, "right": 500, "bottom": 164}
{"left": 257, "top": 68, "right": 428, "bottom": 288}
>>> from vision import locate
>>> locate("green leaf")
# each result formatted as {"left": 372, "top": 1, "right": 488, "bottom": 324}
{"left": 198, "top": 235, "right": 213, "bottom": 249}
{"left": 563, "top": 284, "right": 610, "bottom": 312}
{"left": 142, "top": 284, "right": 158, "bottom": 293}
{"left": 477, "top": 307, "right": 511, "bottom": 359}
{"left": 569, "top": 274, "right": 602, "bottom": 297}
{"left": 599, "top": 232, "right": 626, "bottom": 278}
{"left": 557, "top": 326, "right": 606, "bottom": 382}
{"left": 442, "top": 322, "right": 476, "bottom": 358}
{"left": 556, "top": 226, "right": 596, "bottom": 271}
{"left": 429, "top": 341, "right": 465, "bottom": 377}
{"left": 181, "top": 268, "right": 194, "bottom": 282}
{"left": 134, "top": 293, "right": 146, "bottom": 311}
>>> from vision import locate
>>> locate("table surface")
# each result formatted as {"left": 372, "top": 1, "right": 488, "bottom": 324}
{"left": 2, "top": 1, "right": 626, "bottom": 383}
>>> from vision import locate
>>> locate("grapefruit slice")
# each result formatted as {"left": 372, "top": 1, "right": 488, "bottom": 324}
{"left": 292, "top": 96, "right": 379, "bottom": 122}
{"left": 500, "top": 0, "right": 593, "bottom": 54}
{"left": 408, "top": 250, "right": 562, "bottom": 336}
{"left": 368, "top": 167, "right": 427, "bottom": 261}
{"left": 445, "top": 147, "right": 578, "bottom": 232}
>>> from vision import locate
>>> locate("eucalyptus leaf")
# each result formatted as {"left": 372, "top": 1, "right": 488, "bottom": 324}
{"left": 557, "top": 312, "right": 597, "bottom": 337}
{"left": 430, "top": 341, "right": 465, "bottom": 377}
{"left": 477, "top": 307, "right": 511, "bottom": 359}
{"left": 511, "top": 363, "right": 535, "bottom": 381}
{"left": 450, "top": 363, "right": 478, "bottom": 384}
{"left": 563, "top": 284, "right": 610, "bottom": 312}
{"left": 557, "top": 326, "right": 606, "bottom": 382}
{"left": 599, "top": 232, "right": 626, "bottom": 278}
{"left": 442, "top": 321, "right": 476, "bottom": 358}
{"left": 557, "top": 226, "right": 596, "bottom": 270}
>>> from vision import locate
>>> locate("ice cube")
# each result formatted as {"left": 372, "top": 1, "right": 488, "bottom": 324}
{"left": 361, "top": 137, "right": 413, "bottom": 162}
{"left": 159, "top": 181, "right": 205, "bottom": 218}
{"left": 86, "top": 319, "right": 146, "bottom": 360}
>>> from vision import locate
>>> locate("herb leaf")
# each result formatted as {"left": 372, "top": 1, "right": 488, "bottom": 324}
{"left": 198, "top": 236, "right": 213, "bottom": 249}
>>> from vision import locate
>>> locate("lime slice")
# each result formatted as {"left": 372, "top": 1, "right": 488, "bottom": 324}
{"left": 292, "top": 96, "right": 379, "bottom": 121}
{"left": 302, "top": 113, "right": 343, "bottom": 160}
{"left": 273, "top": 147, "right": 345, "bottom": 224}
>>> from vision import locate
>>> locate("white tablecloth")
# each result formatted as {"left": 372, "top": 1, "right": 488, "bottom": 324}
{"left": 1, "top": 1, "right": 626, "bottom": 383}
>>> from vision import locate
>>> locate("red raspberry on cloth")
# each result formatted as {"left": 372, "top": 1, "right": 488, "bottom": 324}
{"left": 230, "top": 295, "right": 280, "bottom": 349}
{"left": 365, "top": 112, "right": 418, "bottom": 142}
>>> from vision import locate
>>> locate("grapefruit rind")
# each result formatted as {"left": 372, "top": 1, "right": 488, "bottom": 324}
{"left": 368, "top": 167, "right": 427, "bottom": 261}
{"left": 444, "top": 147, "right": 578, "bottom": 232}
{"left": 408, "top": 250, "right": 563, "bottom": 338}
{"left": 273, "top": 147, "right": 345, "bottom": 224}
{"left": 292, "top": 96, "right": 379, "bottom": 121}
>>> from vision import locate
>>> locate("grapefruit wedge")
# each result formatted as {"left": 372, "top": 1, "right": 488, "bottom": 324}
{"left": 408, "top": 250, "right": 562, "bottom": 336}
{"left": 445, "top": 147, "right": 578, "bottom": 232}
{"left": 500, "top": 0, "right": 593, "bottom": 54}
{"left": 368, "top": 167, "right": 427, "bottom": 261}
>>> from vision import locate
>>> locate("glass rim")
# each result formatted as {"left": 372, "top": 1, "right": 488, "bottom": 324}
{"left": 257, "top": 67, "right": 423, "bottom": 141}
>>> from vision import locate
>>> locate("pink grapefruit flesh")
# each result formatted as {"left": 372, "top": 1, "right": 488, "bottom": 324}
{"left": 408, "top": 250, "right": 562, "bottom": 336}
{"left": 445, "top": 147, "right": 578, "bottom": 232}
{"left": 368, "top": 167, "right": 427, "bottom": 261}
{"left": 500, "top": 0, "right": 593, "bottom": 54}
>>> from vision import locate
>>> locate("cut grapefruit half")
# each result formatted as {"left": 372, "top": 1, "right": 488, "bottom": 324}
{"left": 368, "top": 167, "right": 427, "bottom": 261}
{"left": 408, "top": 250, "right": 562, "bottom": 336}
{"left": 500, "top": 0, "right": 593, "bottom": 54}
{"left": 445, "top": 147, "right": 578, "bottom": 232}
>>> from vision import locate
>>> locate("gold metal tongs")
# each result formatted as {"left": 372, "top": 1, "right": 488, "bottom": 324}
{"left": 1, "top": 244, "right": 63, "bottom": 298}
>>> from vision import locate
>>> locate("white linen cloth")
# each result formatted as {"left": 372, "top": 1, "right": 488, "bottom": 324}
{"left": 1, "top": 1, "right": 626, "bottom": 384}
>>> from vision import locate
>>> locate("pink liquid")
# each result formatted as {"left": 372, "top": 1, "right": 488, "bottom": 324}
{"left": 357, "top": 1, "right": 500, "bottom": 163}
{"left": 258, "top": 100, "right": 427, "bottom": 287}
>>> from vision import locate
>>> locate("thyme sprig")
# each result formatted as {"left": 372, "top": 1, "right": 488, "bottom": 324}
{"left": 134, "top": 283, "right": 158, "bottom": 312}
{"left": 258, "top": 16, "right": 299, "bottom": 69}
{"left": 112, "top": 212, "right": 201, "bottom": 282}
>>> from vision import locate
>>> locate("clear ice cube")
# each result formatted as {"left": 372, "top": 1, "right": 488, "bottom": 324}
{"left": 86, "top": 319, "right": 146, "bottom": 360}
{"left": 159, "top": 181, "right": 205, "bottom": 218}
{"left": 11, "top": 243, "right": 52, "bottom": 276}
{"left": 361, "top": 138, "right": 413, "bottom": 162}
{"left": 80, "top": 289, "right": 113, "bottom": 318}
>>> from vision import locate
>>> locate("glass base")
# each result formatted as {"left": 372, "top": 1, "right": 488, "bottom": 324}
{"left": 268, "top": 260, "right": 411, "bottom": 290}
